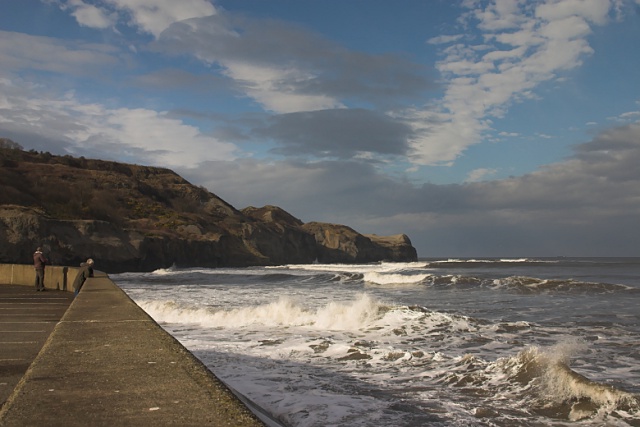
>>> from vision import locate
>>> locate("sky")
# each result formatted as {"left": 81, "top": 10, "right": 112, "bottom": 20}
{"left": 1, "top": 0, "right": 640, "bottom": 257}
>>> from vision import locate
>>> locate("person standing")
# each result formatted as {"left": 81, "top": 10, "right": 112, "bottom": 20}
{"left": 33, "top": 247, "right": 48, "bottom": 291}
{"left": 73, "top": 258, "right": 94, "bottom": 296}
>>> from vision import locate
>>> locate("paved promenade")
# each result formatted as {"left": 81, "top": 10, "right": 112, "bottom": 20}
{"left": 0, "top": 274, "right": 270, "bottom": 427}
{"left": 0, "top": 285, "right": 73, "bottom": 407}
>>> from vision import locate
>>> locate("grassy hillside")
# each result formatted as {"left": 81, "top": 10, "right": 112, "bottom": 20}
{"left": 0, "top": 145, "right": 416, "bottom": 270}
{"left": 0, "top": 147, "right": 242, "bottom": 239}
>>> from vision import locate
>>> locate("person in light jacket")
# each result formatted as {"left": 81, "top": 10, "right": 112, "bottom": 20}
{"left": 73, "top": 258, "right": 94, "bottom": 296}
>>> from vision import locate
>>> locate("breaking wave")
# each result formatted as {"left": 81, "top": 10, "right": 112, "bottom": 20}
{"left": 494, "top": 342, "right": 640, "bottom": 422}
{"left": 137, "top": 293, "right": 392, "bottom": 331}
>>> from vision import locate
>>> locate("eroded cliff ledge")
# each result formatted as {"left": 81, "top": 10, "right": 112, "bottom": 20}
{"left": 0, "top": 148, "right": 417, "bottom": 272}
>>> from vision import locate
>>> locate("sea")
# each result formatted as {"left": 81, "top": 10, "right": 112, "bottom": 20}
{"left": 112, "top": 257, "right": 640, "bottom": 427}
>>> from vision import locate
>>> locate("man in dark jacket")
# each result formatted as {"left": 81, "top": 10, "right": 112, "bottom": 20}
{"left": 33, "top": 247, "right": 47, "bottom": 291}
{"left": 73, "top": 258, "right": 94, "bottom": 296}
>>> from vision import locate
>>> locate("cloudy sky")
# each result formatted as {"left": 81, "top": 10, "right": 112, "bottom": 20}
{"left": 1, "top": 0, "right": 640, "bottom": 257}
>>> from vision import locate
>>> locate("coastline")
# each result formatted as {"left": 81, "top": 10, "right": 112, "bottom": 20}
{"left": 0, "top": 264, "right": 272, "bottom": 427}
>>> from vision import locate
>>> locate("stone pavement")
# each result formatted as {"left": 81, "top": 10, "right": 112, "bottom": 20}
{"left": 0, "top": 285, "right": 73, "bottom": 407}
{"left": 0, "top": 278, "right": 273, "bottom": 427}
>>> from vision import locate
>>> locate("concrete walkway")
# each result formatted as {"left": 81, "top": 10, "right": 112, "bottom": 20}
{"left": 0, "top": 277, "right": 269, "bottom": 427}
{"left": 0, "top": 285, "right": 73, "bottom": 407}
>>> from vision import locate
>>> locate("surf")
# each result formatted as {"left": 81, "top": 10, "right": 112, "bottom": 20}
{"left": 495, "top": 343, "right": 639, "bottom": 422}
{"left": 137, "top": 293, "right": 391, "bottom": 330}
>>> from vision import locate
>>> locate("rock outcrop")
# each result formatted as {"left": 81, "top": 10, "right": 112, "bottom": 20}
{"left": 302, "top": 222, "right": 416, "bottom": 263}
{"left": 0, "top": 148, "right": 417, "bottom": 272}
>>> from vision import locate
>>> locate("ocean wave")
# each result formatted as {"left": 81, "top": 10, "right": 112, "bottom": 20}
{"left": 494, "top": 342, "right": 639, "bottom": 422}
{"left": 490, "top": 276, "right": 630, "bottom": 294}
{"left": 275, "top": 261, "right": 430, "bottom": 274}
{"left": 150, "top": 266, "right": 180, "bottom": 275}
{"left": 273, "top": 263, "right": 380, "bottom": 273}
{"left": 137, "top": 293, "right": 396, "bottom": 330}
{"left": 379, "top": 261, "right": 431, "bottom": 270}
{"left": 118, "top": 260, "right": 640, "bottom": 426}
{"left": 267, "top": 262, "right": 434, "bottom": 285}
{"left": 331, "top": 272, "right": 364, "bottom": 282}
{"left": 136, "top": 294, "right": 482, "bottom": 344}
{"left": 435, "top": 274, "right": 483, "bottom": 287}
{"left": 431, "top": 340, "right": 640, "bottom": 423}
{"left": 363, "top": 271, "right": 430, "bottom": 285}
{"left": 390, "top": 273, "right": 634, "bottom": 293}
{"left": 429, "top": 258, "right": 552, "bottom": 264}
{"left": 130, "top": 267, "right": 630, "bottom": 297}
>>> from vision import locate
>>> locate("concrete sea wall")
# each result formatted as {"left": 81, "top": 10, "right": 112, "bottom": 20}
{"left": 0, "top": 264, "right": 268, "bottom": 427}
{"left": 0, "top": 264, "right": 78, "bottom": 291}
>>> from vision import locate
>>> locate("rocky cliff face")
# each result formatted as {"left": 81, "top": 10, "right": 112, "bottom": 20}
{"left": 301, "top": 222, "right": 417, "bottom": 264}
{"left": 0, "top": 148, "right": 417, "bottom": 272}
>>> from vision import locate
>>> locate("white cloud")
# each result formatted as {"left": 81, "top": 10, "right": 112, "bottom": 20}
{"left": 465, "top": 168, "right": 498, "bottom": 182}
{"left": 56, "top": 0, "right": 217, "bottom": 38}
{"left": 535, "top": 0, "right": 612, "bottom": 25}
{"left": 108, "top": 0, "right": 217, "bottom": 37}
{"left": 183, "top": 119, "right": 640, "bottom": 256}
{"left": 160, "top": 16, "right": 341, "bottom": 115}
{"left": 620, "top": 111, "right": 640, "bottom": 119}
{"left": 221, "top": 60, "right": 342, "bottom": 114}
{"left": 63, "top": 0, "right": 115, "bottom": 29}
{"left": 436, "top": 58, "right": 495, "bottom": 76}
{"left": 76, "top": 106, "right": 237, "bottom": 167}
{"left": 0, "top": 77, "right": 236, "bottom": 168}
{"left": 156, "top": 12, "right": 430, "bottom": 117}
{"left": 406, "top": 0, "right": 616, "bottom": 166}
{"left": 539, "top": 15, "right": 592, "bottom": 39}
{"left": 472, "top": 0, "right": 528, "bottom": 31}
{"left": 427, "top": 34, "right": 464, "bottom": 45}
{"left": 608, "top": 110, "right": 640, "bottom": 122}
{"left": 482, "top": 45, "right": 527, "bottom": 62}
{"left": 39, "top": 0, "right": 636, "bottom": 171}
{"left": 0, "top": 30, "right": 121, "bottom": 76}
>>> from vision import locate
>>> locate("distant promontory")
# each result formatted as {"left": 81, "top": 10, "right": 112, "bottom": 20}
{"left": 0, "top": 145, "right": 417, "bottom": 272}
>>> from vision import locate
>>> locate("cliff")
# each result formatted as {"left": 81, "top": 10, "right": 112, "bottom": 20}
{"left": 0, "top": 147, "right": 417, "bottom": 272}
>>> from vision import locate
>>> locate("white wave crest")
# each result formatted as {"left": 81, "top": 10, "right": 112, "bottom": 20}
{"left": 274, "top": 263, "right": 378, "bottom": 273}
{"left": 138, "top": 293, "right": 388, "bottom": 331}
{"left": 379, "top": 261, "right": 430, "bottom": 270}
{"left": 275, "top": 262, "right": 429, "bottom": 275}
{"left": 435, "top": 258, "right": 555, "bottom": 263}
{"left": 151, "top": 266, "right": 180, "bottom": 275}
{"left": 494, "top": 340, "right": 639, "bottom": 421}
{"left": 537, "top": 341, "right": 635, "bottom": 411}
{"left": 363, "top": 272, "right": 429, "bottom": 285}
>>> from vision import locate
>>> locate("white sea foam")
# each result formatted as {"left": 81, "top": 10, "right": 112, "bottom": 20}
{"left": 434, "top": 258, "right": 555, "bottom": 263}
{"left": 362, "top": 271, "right": 429, "bottom": 285}
{"left": 115, "top": 260, "right": 640, "bottom": 426}
{"left": 150, "top": 267, "right": 178, "bottom": 275}
{"left": 485, "top": 340, "right": 640, "bottom": 423}
{"left": 538, "top": 341, "right": 635, "bottom": 408}
{"left": 276, "top": 261, "right": 429, "bottom": 274}
{"left": 138, "top": 293, "right": 392, "bottom": 331}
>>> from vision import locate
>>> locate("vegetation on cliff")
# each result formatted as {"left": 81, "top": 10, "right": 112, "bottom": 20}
{"left": 0, "top": 144, "right": 237, "bottom": 233}
{"left": 0, "top": 144, "right": 417, "bottom": 271}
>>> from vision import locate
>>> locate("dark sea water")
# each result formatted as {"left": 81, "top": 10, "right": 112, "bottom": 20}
{"left": 114, "top": 257, "right": 640, "bottom": 426}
